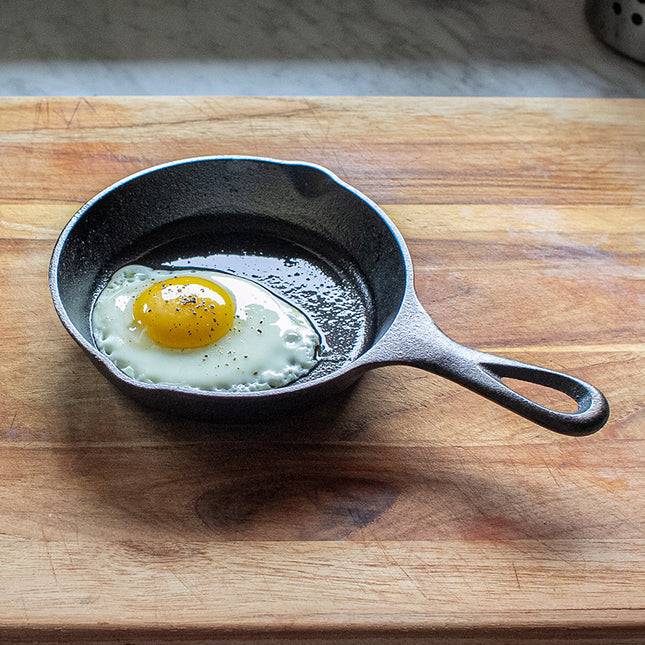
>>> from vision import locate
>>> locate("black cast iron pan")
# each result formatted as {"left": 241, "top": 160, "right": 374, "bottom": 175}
{"left": 49, "top": 156, "right": 609, "bottom": 435}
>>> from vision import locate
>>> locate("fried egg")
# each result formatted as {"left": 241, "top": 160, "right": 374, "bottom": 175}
{"left": 91, "top": 265, "right": 321, "bottom": 392}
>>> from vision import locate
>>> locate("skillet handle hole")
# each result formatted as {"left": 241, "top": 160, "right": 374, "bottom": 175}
{"left": 500, "top": 377, "right": 579, "bottom": 413}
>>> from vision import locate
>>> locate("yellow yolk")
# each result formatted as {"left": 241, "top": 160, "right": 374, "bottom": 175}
{"left": 132, "top": 276, "right": 235, "bottom": 349}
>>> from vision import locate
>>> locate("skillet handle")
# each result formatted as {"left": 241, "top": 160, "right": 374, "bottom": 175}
{"left": 364, "top": 302, "right": 609, "bottom": 436}
{"left": 433, "top": 343, "right": 610, "bottom": 436}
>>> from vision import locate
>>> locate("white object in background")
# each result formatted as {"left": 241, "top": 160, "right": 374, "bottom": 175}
{"left": 586, "top": 0, "right": 645, "bottom": 62}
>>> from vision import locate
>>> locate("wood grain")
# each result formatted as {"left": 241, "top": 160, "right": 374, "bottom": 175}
{"left": 0, "top": 97, "right": 643, "bottom": 643}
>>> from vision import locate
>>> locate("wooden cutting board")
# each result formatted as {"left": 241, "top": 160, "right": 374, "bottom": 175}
{"left": 0, "top": 97, "right": 643, "bottom": 643}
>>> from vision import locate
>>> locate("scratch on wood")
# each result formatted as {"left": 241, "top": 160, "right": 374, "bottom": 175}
{"left": 64, "top": 99, "right": 82, "bottom": 129}
{"left": 372, "top": 537, "right": 431, "bottom": 601}
{"left": 542, "top": 456, "right": 562, "bottom": 488}
{"left": 81, "top": 96, "right": 97, "bottom": 114}
{"left": 20, "top": 594, "right": 29, "bottom": 622}
{"left": 40, "top": 525, "right": 58, "bottom": 584}
{"left": 32, "top": 99, "right": 51, "bottom": 132}
{"left": 165, "top": 566, "right": 202, "bottom": 602}
{"left": 512, "top": 561, "right": 521, "bottom": 589}
{"left": 181, "top": 97, "right": 215, "bottom": 121}
{"left": 8, "top": 411, "right": 17, "bottom": 435}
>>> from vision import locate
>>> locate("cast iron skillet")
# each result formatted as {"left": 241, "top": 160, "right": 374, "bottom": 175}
{"left": 49, "top": 156, "right": 609, "bottom": 435}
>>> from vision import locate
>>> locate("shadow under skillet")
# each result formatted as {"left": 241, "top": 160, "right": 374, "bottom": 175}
{"left": 46, "top": 311, "right": 606, "bottom": 549}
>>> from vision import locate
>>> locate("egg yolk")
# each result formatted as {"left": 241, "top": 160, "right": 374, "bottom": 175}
{"left": 132, "top": 276, "right": 235, "bottom": 349}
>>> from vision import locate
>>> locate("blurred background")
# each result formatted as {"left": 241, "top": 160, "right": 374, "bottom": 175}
{"left": 1, "top": 0, "right": 643, "bottom": 97}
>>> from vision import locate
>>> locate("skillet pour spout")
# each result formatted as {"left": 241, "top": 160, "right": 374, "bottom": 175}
{"left": 49, "top": 156, "right": 609, "bottom": 433}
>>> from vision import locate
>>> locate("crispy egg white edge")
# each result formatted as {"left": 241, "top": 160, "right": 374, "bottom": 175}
{"left": 91, "top": 265, "right": 322, "bottom": 392}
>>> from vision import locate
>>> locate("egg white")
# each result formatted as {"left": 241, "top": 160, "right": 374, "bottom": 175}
{"left": 91, "top": 265, "right": 321, "bottom": 392}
